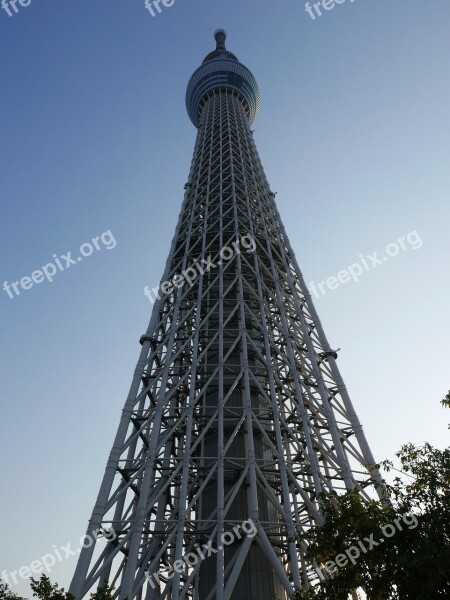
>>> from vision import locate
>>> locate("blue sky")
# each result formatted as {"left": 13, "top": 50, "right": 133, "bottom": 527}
{"left": 1, "top": 0, "right": 449, "bottom": 594}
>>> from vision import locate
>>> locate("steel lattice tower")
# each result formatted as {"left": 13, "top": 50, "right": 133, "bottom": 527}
{"left": 70, "top": 30, "right": 382, "bottom": 600}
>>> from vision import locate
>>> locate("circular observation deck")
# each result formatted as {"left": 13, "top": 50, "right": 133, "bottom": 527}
{"left": 186, "top": 30, "right": 261, "bottom": 128}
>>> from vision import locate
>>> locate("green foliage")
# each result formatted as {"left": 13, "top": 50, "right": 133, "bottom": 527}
{"left": 28, "top": 575, "right": 113, "bottom": 600}
{"left": 89, "top": 585, "right": 114, "bottom": 600}
{"left": 292, "top": 399, "right": 450, "bottom": 600}
{"left": 442, "top": 390, "right": 450, "bottom": 428}
{"left": 28, "top": 578, "right": 113, "bottom": 600}
{"left": 30, "top": 575, "right": 74, "bottom": 600}
{"left": 0, "top": 581, "right": 19, "bottom": 600}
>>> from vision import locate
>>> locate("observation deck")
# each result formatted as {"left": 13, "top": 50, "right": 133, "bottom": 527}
{"left": 186, "top": 29, "right": 261, "bottom": 128}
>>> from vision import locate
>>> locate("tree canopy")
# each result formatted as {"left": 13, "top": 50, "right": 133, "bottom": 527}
{"left": 0, "top": 581, "right": 19, "bottom": 600}
{"left": 293, "top": 394, "right": 450, "bottom": 600}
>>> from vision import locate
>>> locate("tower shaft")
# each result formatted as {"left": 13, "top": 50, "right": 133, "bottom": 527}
{"left": 70, "top": 31, "right": 381, "bottom": 600}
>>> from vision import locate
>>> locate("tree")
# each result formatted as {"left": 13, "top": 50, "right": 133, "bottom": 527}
{"left": 89, "top": 585, "right": 114, "bottom": 600}
{"left": 292, "top": 399, "right": 450, "bottom": 600}
{"left": 442, "top": 390, "right": 450, "bottom": 428}
{"left": 30, "top": 575, "right": 74, "bottom": 600}
{"left": 0, "top": 581, "right": 19, "bottom": 600}
{"left": 29, "top": 577, "right": 114, "bottom": 600}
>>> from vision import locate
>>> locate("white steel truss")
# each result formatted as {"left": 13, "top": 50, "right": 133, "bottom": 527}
{"left": 70, "top": 34, "right": 382, "bottom": 600}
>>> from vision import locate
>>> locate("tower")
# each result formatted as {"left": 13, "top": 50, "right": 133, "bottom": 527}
{"left": 70, "top": 30, "right": 381, "bottom": 600}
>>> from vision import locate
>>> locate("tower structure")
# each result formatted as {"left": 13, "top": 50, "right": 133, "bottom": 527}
{"left": 70, "top": 30, "right": 381, "bottom": 600}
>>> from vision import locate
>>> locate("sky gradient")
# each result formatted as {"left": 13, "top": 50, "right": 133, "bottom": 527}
{"left": 1, "top": 0, "right": 449, "bottom": 594}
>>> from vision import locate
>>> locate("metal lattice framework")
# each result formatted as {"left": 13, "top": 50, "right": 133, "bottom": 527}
{"left": 70, "top": 30, "right": 382, "bottom": 600}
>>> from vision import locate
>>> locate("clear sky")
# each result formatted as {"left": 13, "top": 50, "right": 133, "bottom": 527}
{"left": 1, "top": 0, "right": 449, "bottom": 595}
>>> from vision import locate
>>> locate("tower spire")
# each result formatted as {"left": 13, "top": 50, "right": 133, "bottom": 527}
{"left": 214, "top": 28, "right": 227, "bottom": 49}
